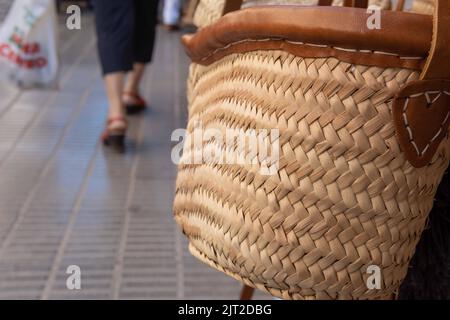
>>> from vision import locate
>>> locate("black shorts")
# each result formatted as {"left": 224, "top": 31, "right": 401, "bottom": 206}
{"left": 92, "top": 0, "right": 160, "bottom": 75}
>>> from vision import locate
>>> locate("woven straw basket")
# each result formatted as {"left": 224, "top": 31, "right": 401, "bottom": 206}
{"left": 174, "top": 0, "right": 450, "bottom": 299}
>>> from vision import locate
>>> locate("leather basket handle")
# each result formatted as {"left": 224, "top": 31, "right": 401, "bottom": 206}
{"left": 421, "top": 0, "right": 450, "bottom": 80}
{"left": 396, "top": 0, "right": 406, "bottom": 10}
{"left": 344, "top": 0, "right": 369, "bottom": 7}
{"left": 223, "top": 0, "right": 244, "bottom": 15}
{"left": 392, "top": 0, "right": 450, "bottom": 168}
{"left": 318, "top": 0, "right": 334, "bottom": 5}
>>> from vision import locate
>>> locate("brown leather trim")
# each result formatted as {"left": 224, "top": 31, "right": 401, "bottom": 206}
{"left": 188, "top": 38, "right": 424, "bottom": 70}
{"left": 182, "top": 7, "right": 432, "bottom": 69}
{"left": 392, "top": 1, "right": 450, "bottom": 168}
{"left": 395, "top": 0, "right": 406, "bottom": 11}
{"left": 222, "top": 0, "right": 244, "bottom": 15}
{"left": 392, "top": 79, "right": 450, "bottom": 168}
{"left": 318, "top": 0, "right": 334, "bottom": 5}
{"left": 420, "top": 0, "right": 450, "bottom": 79}
{"left": 344, "top": 0, "right": 368, "bottom": 8}
{"left": 240, "top": 285, "right": 255, "bottom": 300}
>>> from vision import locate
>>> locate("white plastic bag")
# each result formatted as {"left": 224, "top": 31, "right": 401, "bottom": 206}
{"left": 0, "top": 0, "right": 58, "bottom": 88}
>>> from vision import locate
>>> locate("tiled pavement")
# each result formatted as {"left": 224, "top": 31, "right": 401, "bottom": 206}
{"left": 0, "top": 14, "right": 269, "bottom": 300}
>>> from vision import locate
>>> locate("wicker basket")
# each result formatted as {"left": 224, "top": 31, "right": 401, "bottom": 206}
{"left": 175, "top": 0, "right": 450, "bottom": 299}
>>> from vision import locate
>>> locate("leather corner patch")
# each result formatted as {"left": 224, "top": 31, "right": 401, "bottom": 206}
{"left": 392, "top": 80, "right": 450, "bottom": 168}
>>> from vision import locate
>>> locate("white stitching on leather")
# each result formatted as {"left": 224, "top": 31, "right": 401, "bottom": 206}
{"left": 402, "top": 91, "right": 450, "bottom": 157}
{"left": 199, "top": 38, "right": 424, "bottom": 61}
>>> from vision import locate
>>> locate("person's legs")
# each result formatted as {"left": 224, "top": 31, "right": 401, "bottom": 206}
{"left": 133, "top": 0, "right": 159, "bottom": 65}
{"left": 105, "top": 72, "right": 125, "bottom": 118}
{"left": 124, "top": 63, "right": 145, "bottom": 96}
{"left": 92, "top": 0, "right": 135, "bottom": 149}
{"left": 123, "top": 0, "right": 159, "bottom": 113}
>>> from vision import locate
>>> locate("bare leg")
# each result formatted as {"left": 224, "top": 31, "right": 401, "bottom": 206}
{"left": 102, "top": 72, "right": 127, "bottom": 152}
{"left": 105, "top": 72, "right": 125, "bottom": 118}
{"left": 124, "top": 63, "right": 146, "bottom": 95}
{"left": 123, "top": 63, "right": 148, "bottom": 114}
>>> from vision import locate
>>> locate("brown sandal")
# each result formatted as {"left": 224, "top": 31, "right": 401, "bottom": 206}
{"left": 123, "top": 91, "right": 147, "bottom": 115}
{"left": 101, "top": 116, "right": 127, "bottom": 153}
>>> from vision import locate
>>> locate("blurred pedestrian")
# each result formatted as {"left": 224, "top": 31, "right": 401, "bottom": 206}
{"left": 163, "top": 0, "right": 181, "bottom": 31}
{"left": 92, "top": 0, "right": 159, "bottom": 152}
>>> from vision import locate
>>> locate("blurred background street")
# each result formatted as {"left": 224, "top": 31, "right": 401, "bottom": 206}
{"left": 0, "top": 9, "right": 269, "bottom": 299}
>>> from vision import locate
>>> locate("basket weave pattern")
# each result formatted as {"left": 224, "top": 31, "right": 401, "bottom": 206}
{"left": 412, "top": 0, "right": 435, "bottom": 13}
{"left": 193, "top": 0, "right": 227, "bottom": 28}
{"left": 174, "top": 50, "right": 450, "bottom": 299}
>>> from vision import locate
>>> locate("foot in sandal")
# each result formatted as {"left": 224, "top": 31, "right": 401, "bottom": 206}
{"left": 123, "top": 91, "right": 148, "bottom": 115}
{"left": 101, "top": 116, "right": 128, "bottom": 153}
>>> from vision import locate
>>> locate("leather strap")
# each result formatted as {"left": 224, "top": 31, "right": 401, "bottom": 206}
{"left": 240, "top": 285, "right": 255, "bottom": 300}
{"left": 123, "top": 91, "right": 147, "bottom": 105}
{"left": 223, "top": 0, "right": 244, "bottom": 15}
{"left": 391, "top": 0, "right": 450, "bottom": 168}
{"left": 344, "top": 0, "right": 368, "bottom": 7}
{"left": 182, "top": 7, "right": 431, "bottom": 64}
{"left": 395, "top": 0, "right": 406, "bottom": 11}
{"left": 107, "top": 116, "right": 127, "bottom": 126}
{"left": 318, "top": 0, "right": 334, "bottom": 5}
{"left": 420, "top": 0, "right": 450, "bottom": 80}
